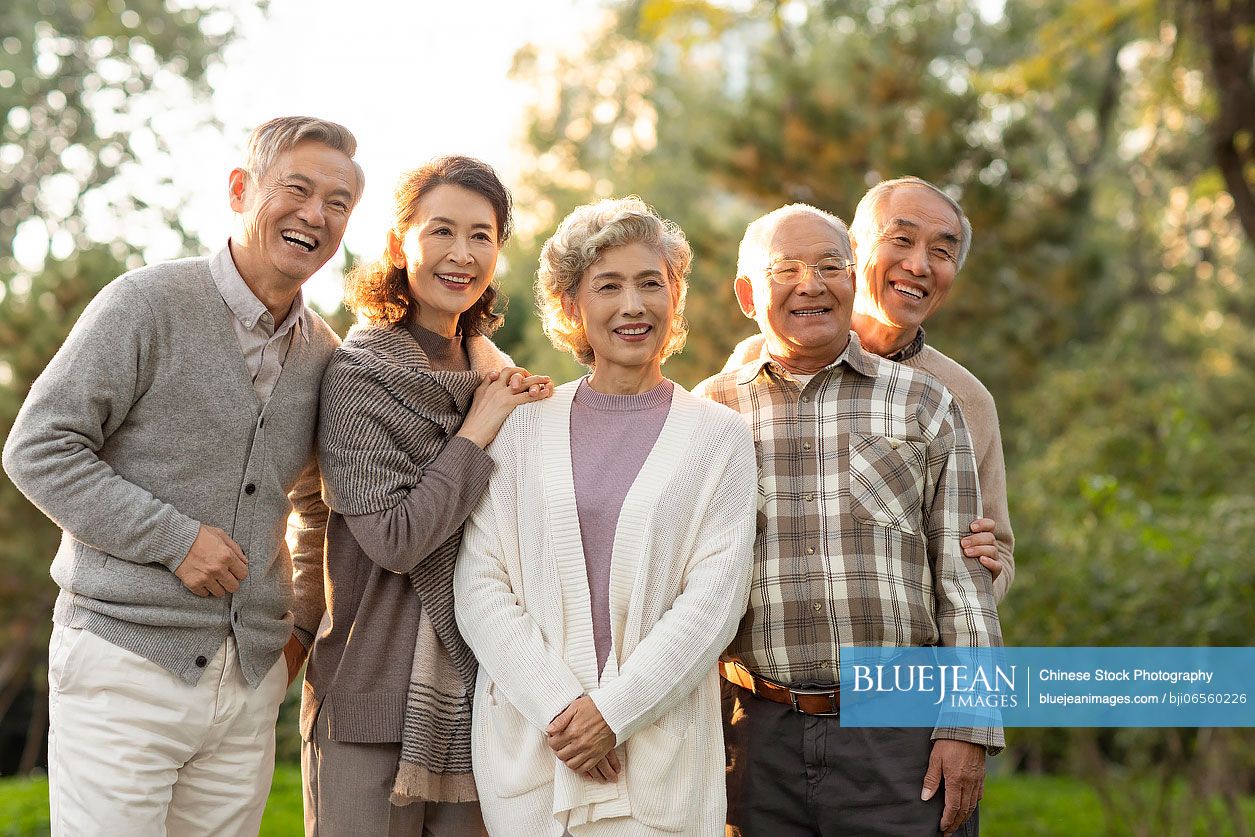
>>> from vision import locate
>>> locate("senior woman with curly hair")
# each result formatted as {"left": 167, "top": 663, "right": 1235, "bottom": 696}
{"left": 454, "top": 197, "right": 758, "bottom": 836}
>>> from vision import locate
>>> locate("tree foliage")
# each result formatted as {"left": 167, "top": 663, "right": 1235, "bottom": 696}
{"left": 0, "top": 0, "right": 242, "bottom": 775}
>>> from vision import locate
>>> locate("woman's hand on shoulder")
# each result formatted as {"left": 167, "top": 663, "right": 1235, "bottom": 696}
{"left": 455, "top": 366, "right": 553, "bottom": 449}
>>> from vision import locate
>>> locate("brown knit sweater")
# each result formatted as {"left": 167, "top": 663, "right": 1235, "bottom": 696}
{"left": 300, "top": 325, "right": 494, "bottom": 743}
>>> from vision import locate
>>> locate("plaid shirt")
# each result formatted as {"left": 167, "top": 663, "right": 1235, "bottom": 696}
{"left": 696, "top": 332, "right": 1003, "bottom": 749}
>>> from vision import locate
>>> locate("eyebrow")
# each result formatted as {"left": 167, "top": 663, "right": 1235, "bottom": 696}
{"left": 429, "top": 216, "right": 496, "bottom": 231}
{"left": 773, "top": 249, "right": 846, "bottom": 261}
{"left": 887, "top": 217, "right": 960, "bottom": 246}
{"left": 591, "top": 268, "right": 665, "bottom": 281}
{"left": 284, "top": 173, "right": 354, "bottom": 201}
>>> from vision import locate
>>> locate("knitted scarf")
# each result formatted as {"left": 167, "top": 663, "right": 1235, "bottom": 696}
{"left": 318, "top": 322, "right": 509, "bottom": 805}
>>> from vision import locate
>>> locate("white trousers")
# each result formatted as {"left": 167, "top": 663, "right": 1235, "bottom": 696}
{"left": 47, "top": 624, "right": 287, "bottom": 837}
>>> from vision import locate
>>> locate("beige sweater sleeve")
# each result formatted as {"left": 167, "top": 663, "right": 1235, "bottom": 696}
{"left": 908, "top": 346, "right": 1015, "bottom": 603}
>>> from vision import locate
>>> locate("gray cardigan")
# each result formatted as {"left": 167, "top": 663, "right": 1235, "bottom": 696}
{"left": 3, "top": 255, "right": 339, "bottom": 686}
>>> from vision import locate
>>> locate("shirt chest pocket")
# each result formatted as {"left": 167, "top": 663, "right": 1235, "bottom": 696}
{"left": 846, "top": 433, "right": 927, "bottom": 533}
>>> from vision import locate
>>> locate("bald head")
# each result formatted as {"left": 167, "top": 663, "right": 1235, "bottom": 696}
{"left": 736, "top": 203, "right": 852, "bottom": 280}
{"left": 732, "top": 203, "right": 856, "bottom": 373}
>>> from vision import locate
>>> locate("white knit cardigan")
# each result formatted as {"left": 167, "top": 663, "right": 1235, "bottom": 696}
{"left": 454, "top": 381, "right": 757, "bottom": 836}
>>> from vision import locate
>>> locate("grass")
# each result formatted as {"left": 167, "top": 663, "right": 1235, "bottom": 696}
{"left": 2, "top": 766, "right": 1252, "bottom": 836}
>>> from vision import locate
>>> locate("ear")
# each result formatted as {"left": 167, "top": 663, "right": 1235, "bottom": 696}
{"left": 734, "top": 276, "right": 756, "bottom": 318}
{"left": 228, "top": 167, "right": 249, "bottom": 212}
{"left": 561, "top": 292, "right": 580, "bottom": 323}
{"left": 386, "top": 229, "right": 406, "bottom": 270}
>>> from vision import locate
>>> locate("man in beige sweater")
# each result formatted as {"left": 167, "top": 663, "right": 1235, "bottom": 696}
{"left": 726, "top": 176, "right": 1014, "bottom": 602}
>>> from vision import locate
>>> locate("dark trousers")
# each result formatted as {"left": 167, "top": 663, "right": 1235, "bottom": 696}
{"left": 723, "top": 681, "right": 979, "bottom": 837}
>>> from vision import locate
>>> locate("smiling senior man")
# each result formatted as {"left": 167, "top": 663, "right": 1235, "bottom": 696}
{"left": 727, "top": 176, "right": 1015, "bottom": 602}
{"left": 3, "top": 116, "right": 362, "bottom": 836}
{"left": 696, "top": 202, "right": 1003, "bottom": 836}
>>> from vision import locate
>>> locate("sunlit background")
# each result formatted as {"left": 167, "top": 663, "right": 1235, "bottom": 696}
{"left": 8, "top": 0, "right": 610, "bottom": 309}
{"left": 2, "top": 0, "right": 1253, "bottom": 833}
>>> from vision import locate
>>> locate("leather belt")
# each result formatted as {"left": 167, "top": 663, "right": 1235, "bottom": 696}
{"left": 719, "top": 660, "right": 840, "bottom": 716}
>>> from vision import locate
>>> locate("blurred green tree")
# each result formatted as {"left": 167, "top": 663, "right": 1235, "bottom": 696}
{"left": 0, "top": 0, "right": 243, "bottom": 774}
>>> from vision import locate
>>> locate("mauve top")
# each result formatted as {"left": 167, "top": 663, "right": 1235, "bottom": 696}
{"left": 569, "top": 377, "right": 673, "bottom": 675}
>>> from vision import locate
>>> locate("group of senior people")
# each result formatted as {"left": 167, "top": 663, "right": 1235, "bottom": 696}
{"left": 4, "top": 114, "right": 1012, "bottom": 837}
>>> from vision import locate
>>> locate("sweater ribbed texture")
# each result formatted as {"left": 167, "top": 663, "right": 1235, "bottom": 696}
{"left": 456, "top": 382, "right": 758, "bottom": 835}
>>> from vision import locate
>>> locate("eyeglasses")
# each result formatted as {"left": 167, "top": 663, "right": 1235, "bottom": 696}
{"left": 767, "top": 258, "right": 855, "bottom": 285}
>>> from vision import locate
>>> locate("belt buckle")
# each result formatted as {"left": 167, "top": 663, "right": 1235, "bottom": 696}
{"left": 789, "top": 685, "right": 839, "bottom": 717}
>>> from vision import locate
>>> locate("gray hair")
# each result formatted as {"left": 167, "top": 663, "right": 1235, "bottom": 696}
{"left": 736, "top": 203, "right": 852, "bottom": 279}
{"left": 536, "top": 196, "right": 692, "bottom": 366}
{"left": 849, "top": 176, "right": 971, "bottom": 270}
{"left": 244, "top": 116, "right": 364, "bottom": 202}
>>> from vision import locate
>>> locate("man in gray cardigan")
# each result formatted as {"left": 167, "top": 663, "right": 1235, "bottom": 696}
{"left": 3, "top": 116, "right": 361, "bottom": 836}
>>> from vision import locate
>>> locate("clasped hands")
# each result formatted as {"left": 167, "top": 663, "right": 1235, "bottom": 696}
{"left": 547, "top": 695, "right": 621, "bottom": 783}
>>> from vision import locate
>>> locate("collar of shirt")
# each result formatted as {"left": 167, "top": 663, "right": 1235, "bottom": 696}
{"left": 211, "top": 243, "right": 309, "bottom": 343}
{"left": 734, "top": 329, "right": 879, "bottom": 386}
{"left": 883, "top": 327, "right": 926, "bottom": 363}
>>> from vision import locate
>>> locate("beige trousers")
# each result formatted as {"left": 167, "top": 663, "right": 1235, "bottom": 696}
{"left": 47, "top": 625, "right": 287, "bottom": 837}
{"left": 302, "top": 708, "right": 486, "bottom": 837}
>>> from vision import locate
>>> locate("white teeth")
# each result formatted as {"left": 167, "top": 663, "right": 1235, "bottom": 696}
{"left": 282, "top": 231, "right": 316, "bottom": 251}
{"left": 616, "top": 326, "right": 649, "bottom": 335}
{"left": 892, "top": 282, "right": 924, "bottom": 299}
{"left": 793, "top": 309, "right": 827, "bottom": 316}
{"left": 437, "top": 274, "right": 473, "bottom": 285}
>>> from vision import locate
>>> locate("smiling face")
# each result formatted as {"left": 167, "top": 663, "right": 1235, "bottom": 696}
{"left": 388, "top": 183, "right": 500, "bottom": 337}
{"left": 565, "top": 240, "right": 674, "bottom": 390}
{"left": 854, "top": 185, "right": 962, "bottom": 344}
{"left": 229, "top": 140, "right": 357, "bottom": 291}
{"left": 735, "top": 211, "right": 855, "bottom": 372}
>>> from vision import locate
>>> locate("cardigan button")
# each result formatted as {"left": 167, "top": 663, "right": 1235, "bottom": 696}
{"left": 244, "top": 483, "right": 256, "bottom": 495}
{"left": 195, "top": 655, "right": 207, "bottom": 667}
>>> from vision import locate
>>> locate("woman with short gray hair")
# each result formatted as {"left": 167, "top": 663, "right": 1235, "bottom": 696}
{"left": 455, "top": 197, "right": 757, "bottom": 835}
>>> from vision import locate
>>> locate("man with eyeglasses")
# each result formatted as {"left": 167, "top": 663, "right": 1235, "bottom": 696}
{"left": 727, "top": 177, "right": 1016, "bottom": 603}
{"left": 696, "top": 201, "right": 1002, "bottom": 836}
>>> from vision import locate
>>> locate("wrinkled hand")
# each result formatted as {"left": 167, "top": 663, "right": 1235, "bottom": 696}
{"left": 282, "top": 633, "right": 307, "bottom": 686}
{"left": 546, "top": 695, "right": 616, "bottom": 774}
{"left": 960, "top": 517, "right": 1001, "bottom": 579}
{"left": 456, "top": 366, "right": 553, "bottom": 450}
{"left": 176, "top": 524, "right": 248, "bottom": 597}
{"left": 584, "top": 751, "right": 621, "bottom": 783}
{"left": 922, "top": 739, "right": 985, "bottom": 835}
